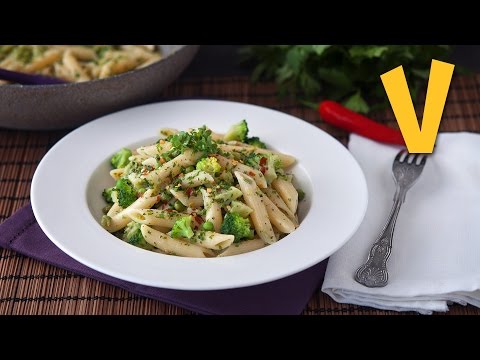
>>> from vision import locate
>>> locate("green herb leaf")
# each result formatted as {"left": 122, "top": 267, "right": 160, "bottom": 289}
{"left": 348, "top": 45, "right": 389, "bottom": 59}
{"left": 343, "top": 91, "right": 370, "bottom": 114}
{"left": 167, "top": 126, "right": 218, "bottom": 156}
{"left": 241, "top": 45, "right": 454, "bottom": 113}
{"left": 311, "top": 45, "right": 331, "bottom": 55}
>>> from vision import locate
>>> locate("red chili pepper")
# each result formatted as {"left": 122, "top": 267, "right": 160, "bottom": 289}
{"left": 259, "top": 157, "right": 267, "bottom": 166}
{"left": 185, "top": 187, "right": 193, "bottom": 197}
{"left": 318, "top": 100, "right": 405, "bottom": 145}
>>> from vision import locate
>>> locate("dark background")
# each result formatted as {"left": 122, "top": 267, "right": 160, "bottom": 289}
{"left": 180, "top": 45, "right": 480, "bottom": 79}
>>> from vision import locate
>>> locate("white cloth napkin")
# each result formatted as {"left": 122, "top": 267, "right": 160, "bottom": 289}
{"left": 322, "top": 132, "right": 480, "bottom": 314}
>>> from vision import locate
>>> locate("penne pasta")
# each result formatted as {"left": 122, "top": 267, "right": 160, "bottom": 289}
{"left": 129, "top": 154, "right": 148, "bottom": 162}
{"left": 272, "top": 178, "right": 298, "bottom": 214}
{"left": 141, "top": 157, "right": 157, "bottom": 168}
{"left": 136, "top": 142, "right": 172, "bottom": 157}
{"left": 107, "top": 201, "right": 123, "bottom": 217}
{"left": 62, "top": 50, "right": 90, "bottom": 82}
{"left": 110, "top": 168, "right": 125, "bottom": 181}
{"left": 200, "top": 188, "right": 223, "bottom": 232}
{"left": 53, "top": 63, "right": 72, "bottom": 81}
{"left": 103, "top": 189, "right": 159, "bottom": 232}
{"left": 215, "top": 154, "right": 267, "bottom": 189}
{"left": 100, "top": 121, "right": 303, "bottom": 258}
{"left": 262, "top": 195, "right": 297, "bottom": 234}
{"left": 218, "top": 239, "right": 266, "bottom": 257}
{"left": 109, "top": 56, "right": 139, "bottom": 76}
{"left": 192, "top": 231, "right": 234, "bottom": 250}
{"left": 0, "top": 45, "right": 162, "bottom": 84}
{"left": 151, "top": 225, "right": 171, "bottom": 233}
{"left": 159, "top": 128, "right": 179, "bottom": 138}
{"left": 52, "top": 45, "right": 96, "bottom": 60}
{"left": 235, "top": 171, "right": 276, "bottom": 244}
{"left": 141, "top": 225, "right": 213, "bottom": 258}
{"left": 25, "top": 49, "right": 62, "bottom": 72}
{"left": 126, "top": 208, "right": 184, "bottom": 228}
{"left": 213, "top": 186, "right": 243, "bottom": 205}
{"left": 181, "top": 170, "right": 214, "bottom": 188}
{"left": 263, "top": 188, "right": 298, "bottom": 226}
{"left": 169, "top": 188, "right": 203, "bottom": 208}
{"left": 217, "top": 144, "right": 296, "bottom": 168}
{"left": 145, "top": 150, "right": 202, "bottom": 188}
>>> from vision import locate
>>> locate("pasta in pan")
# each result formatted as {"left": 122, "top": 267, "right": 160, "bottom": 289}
{"left": 0, "top": 45, "right": 161, "bottom": 84}
{"left": 100, "top": 120, "right": 305, "bottom": 258}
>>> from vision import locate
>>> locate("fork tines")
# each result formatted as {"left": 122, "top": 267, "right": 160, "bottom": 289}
{"left": 395, "top": 150, "right": 427, "bottom": 166}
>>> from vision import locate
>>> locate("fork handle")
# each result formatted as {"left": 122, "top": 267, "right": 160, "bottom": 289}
{"left": 354, "top": 188, "right": 405, "bottom": 287}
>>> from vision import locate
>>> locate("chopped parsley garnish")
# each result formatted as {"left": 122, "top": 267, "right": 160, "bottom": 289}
{"left": 167, "top": 126, "right": 218, "bottom": 157}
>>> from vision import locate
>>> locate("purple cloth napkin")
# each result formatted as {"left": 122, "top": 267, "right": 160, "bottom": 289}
{"left": 0, "top": 204, "right": 327, "bottom": 315}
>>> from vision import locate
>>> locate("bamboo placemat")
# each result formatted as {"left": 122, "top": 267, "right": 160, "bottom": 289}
{"left": 1, "top": 75, "right": 479, "bottom": 315}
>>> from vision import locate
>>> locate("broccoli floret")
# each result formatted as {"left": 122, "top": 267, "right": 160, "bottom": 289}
{"left": 115, "top": 178, "right": 137, "bottom": 208}
{"left": 123, "top": 222, "right": 154, "bottom": 250}
{"left": 220, "top": 212, "right": 254, "bottom": 243}
{"left": 244, "top": 152, "right": 263, "bottom": 169}
{"left": 224, "top": 120, "right": 249, "bottom": 142}
{"left": 111, "top": 148, "right": 132, "bottom": 169}
{"left": 171, "top": 216, "right": 194, "bottom": 239}
{"left": 102, "top": 187, "right": 115, "bottom": 204}
{"left": 196, "top": 156, "right": 222, "bottom": 175}
{"left": 245, "top": 136, "right": 266, "bottom": 149}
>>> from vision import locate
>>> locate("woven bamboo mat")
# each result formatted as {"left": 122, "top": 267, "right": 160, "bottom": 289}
{"left": 1, "top": 75, "right": 480, "bottom": 315}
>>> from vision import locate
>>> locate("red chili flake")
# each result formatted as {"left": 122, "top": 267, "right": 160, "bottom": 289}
{"left": 248, "top": 171, "right": 256, "bottom": 177}
{"left": 259, "top": 157, "right": 267, "bottom": 166}
{"left": 260, "top": 166, "right": 266, "bottom": 174}
{"left": 194, "top": 214, "right": 203, "bottom": 225}
{"left": 185, "top": 187, "right": 193, "bottom": 197}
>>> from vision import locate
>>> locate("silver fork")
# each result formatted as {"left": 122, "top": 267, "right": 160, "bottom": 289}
{"left": 354, "top": 150, "right": 427, "bottom": 288}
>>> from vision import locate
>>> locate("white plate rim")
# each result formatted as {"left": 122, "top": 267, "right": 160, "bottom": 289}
{"left": 31, "top": 99, "right": 368, "bottom": 290}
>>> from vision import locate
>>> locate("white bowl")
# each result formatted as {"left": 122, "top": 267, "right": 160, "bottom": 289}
{"left": 31, "top": 100, "right": 368, "bottom": 290}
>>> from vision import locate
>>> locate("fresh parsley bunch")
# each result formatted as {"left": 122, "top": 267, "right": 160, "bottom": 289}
{"left": 240, "top": 45, "right": 452, "bottom": 113}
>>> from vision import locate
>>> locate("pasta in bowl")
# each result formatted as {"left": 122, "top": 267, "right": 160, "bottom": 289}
{"left": 0, "top": 45, "right": 198, "bottom": 130}
{"left": 100, "top": 121, "right": 303, "bottom": 258}
{"left": 0, "top": 45, "right": 162, "bottom": 84}
{"left": 31, "top": 100, "right": 367, "bottom": 290}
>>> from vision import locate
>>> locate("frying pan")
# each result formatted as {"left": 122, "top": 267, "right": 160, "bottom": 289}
{"left": 0, "top": 45, "right": 199, "bottom": 130}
